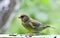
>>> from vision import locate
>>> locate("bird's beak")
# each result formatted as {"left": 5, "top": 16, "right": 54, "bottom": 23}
{"left": 18, "top": 16, "right": 21, "bottom": 18}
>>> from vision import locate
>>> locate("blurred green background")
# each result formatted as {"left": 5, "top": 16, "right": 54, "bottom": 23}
{"left": 6, "top": 0, "right": 60, "bottom": 35}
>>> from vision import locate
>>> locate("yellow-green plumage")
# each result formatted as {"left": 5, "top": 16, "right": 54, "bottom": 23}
{"left": 19, "top": 14, "right": 51, "bottom": 34}
{"left": 22, "top": 20, "right": 38, "bottom": 33}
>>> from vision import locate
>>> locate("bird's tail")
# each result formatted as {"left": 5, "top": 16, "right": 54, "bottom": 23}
{"left": 46, "top": 26, "right": 56, "bottom": 29}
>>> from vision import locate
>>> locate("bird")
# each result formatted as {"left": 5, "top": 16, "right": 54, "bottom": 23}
{"left": 19, "top": 14, "right": 55, "bottom": 36}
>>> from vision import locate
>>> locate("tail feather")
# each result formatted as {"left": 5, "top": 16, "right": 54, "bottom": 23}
{"left": 46, "top": 26, "right": 56, "bottom": 29}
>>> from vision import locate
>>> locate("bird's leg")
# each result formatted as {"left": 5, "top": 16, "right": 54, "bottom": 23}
{"left": 33, "top": 32, "right": 40, "bottom": 36}
{"left": 25, "top": 33, "right": 33, "bottom": 37}
{"left": 29, "top": 33, "right": 33, "bottom": 37}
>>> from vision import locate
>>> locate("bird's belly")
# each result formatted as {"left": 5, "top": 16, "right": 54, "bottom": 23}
{"left": 22, "top": 22, "right": 38, "bottom": 33}
{"left": 23, "top": 25, "right": 34, "bottom": 32}
{"left": 23, "top": 24, "right": 37, "bottom": 33}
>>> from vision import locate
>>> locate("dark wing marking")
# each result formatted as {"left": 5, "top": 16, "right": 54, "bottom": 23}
{"left": 30, "top": 19, "right": 51, "bottom": 31}
{"left": 30, "top": 19, "right": 42, "bottom": 27}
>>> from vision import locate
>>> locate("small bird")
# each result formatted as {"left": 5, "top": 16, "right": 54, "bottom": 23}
{"left": 19, "top": 14, "right": 55, "bottom": 35}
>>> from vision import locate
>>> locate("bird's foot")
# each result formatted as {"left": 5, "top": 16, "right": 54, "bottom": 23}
{"left": 25, "top": 33, "right": 33, "bottom": 37}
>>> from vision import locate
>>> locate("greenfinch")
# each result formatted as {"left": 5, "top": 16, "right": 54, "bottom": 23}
{"left": 19, "top": 14, "right": 55, "bottom": 35}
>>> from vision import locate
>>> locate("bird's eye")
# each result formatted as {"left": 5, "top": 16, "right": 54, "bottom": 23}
{"left": 21, "top": 16, "right": 24, "bottom": 18}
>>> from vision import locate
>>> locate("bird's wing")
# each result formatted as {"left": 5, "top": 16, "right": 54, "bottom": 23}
{"left": 29, "top": 21, "right": 36, "bottom": 29}
{"left": 30, "top": 19, "right": 50, "bottom": 28}
{"left": 30, "top": 19, "right": 43, "bottom": 26}
{"left": 30, "top": 19, "right": 55, "bottom": 31}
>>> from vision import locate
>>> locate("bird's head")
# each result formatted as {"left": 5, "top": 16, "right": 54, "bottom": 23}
{"left": 19, "top": 14, "right": 30, "bottom": 22}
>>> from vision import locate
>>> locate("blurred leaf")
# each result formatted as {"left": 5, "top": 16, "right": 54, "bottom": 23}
{"left": 40, "top": 0, "right": 50, "bottom": 6}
